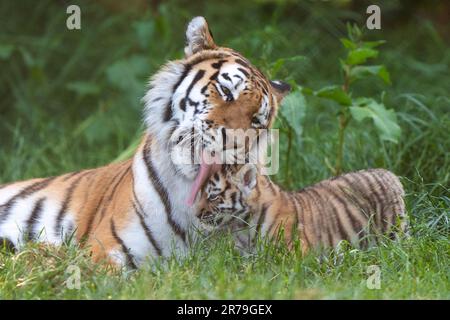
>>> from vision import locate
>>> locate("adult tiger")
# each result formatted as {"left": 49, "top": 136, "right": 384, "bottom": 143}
{"left": 0, "top": 17, "right": 290, "bottom": 268}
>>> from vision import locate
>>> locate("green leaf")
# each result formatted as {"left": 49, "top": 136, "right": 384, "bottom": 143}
{"left": 66, "top": 81, "right": 101, "bottom": 97}
{"left": 106, "top": 55, "right": 149, "bottom": 92}
{"left": 315, "top": 85, "right": 352, "bottom": 106}
{"left": 346, "top": 48, "right": 378, "bottom": 65}
{"left": 340, "top": 38, "right": 357, "bottom": 50}
{"left": 133, "top": 20, "right": 155, "bottom": 49}
{"left": 346, "top": 23, "right": 362, "bottom": 42}
{"left": 279, "top": 91, "right": 307, "bottom": 141}
{"left": 18, "top": 47, "right": 35, "bottom": 67}
{"left": 350, "top": 65, "right": 391, "bottom": 84}
{"left": 362, "top": 40, "right": 386, "bottom": 49}
{"left": 0, "top": 44, "right": 14, "bottom": 60}
{"left": 269, "top": 55, "right": 306, "bottom": 77}
{"left": 349, "top": 98, "right": 401, "bottom": 143}
{"left": 300, "top": 86, "right": 314, "bottom": 96}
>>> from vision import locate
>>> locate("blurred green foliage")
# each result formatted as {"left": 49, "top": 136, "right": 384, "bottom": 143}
{"left": 0, "top": 0, "right": 448, "bottom": 299}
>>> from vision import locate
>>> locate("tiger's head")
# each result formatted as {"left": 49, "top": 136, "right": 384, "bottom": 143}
{"left": 195, "top": 164, "right": 259, "bottom": 229}
{"left": 143, "top": 17, "right": 289, "bottom": 204}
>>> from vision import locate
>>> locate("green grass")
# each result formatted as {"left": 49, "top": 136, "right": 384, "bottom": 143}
{"left": 0, "top": 0, "right": 449, "bottom": 299}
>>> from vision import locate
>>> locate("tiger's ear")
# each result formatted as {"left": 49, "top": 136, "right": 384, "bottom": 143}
{"left": 270, "top": 80, "right": 291, "bottom": 104}
{"left": 184, "top": 16, "right": 217, "bottom": 57}
{"left": 236, "top": 164, "right": 257, "bottom": 196}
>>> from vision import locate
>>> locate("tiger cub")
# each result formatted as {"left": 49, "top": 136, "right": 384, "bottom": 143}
{"left": 196, "top": 165, "right": 408, "bottom": 253}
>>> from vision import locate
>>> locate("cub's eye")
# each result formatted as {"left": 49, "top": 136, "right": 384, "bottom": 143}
{"left": 208, "top": 194, "right": 220, "bottom": 201}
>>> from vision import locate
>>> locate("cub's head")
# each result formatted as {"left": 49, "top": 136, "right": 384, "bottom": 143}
{"left": 196, "top": 164, "right": 258, "bottom": 229}
{"left": 143, "top": 17, "right": 289, "bottom": 203}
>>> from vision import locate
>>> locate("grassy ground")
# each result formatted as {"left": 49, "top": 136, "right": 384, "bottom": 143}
{"left": 0, "top": 1, "right": 449, "bottom": 299}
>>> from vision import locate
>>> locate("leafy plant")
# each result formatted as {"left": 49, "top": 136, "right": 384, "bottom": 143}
{"left": 278, "top": 90, "right": 307, "bottom": 186}
{"left": 303, "top": 24, "right": 401, "bottom": 175}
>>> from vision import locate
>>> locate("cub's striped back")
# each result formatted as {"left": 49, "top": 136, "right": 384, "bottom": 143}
{"left": 197, "top": 167, "right": 408, "bottom": 253}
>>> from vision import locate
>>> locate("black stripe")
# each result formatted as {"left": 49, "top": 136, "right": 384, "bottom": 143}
{"left": 110, "top": 219, "right": 137, "bottom": 270}
{"left": 132, "top": 202, "right": 163, "bottom": 256}
{"left": 81, "top": 164, "right": 130, "bottom": 240}
{"left": 221, "top": 127, "right": 227, "bottom": 151}
{"left": 308, "top": 188, "right": 340, "bottom": 246}
{"left": 231, "top": 51, "right": 265, "bottom": 79}
{"left": 339, "top": 174, "right": 377, "bottom": 238}
{"left": 254, "top": 180, "right": 261, "bottom": 200}
{"left": 320, "top": 186, "right": 354, "bottom": 242}
{"left": 132, "top": 185, "right": 163, "bottom": 256}
{"left": 256, "top": 204, "right": 268, "bottom": 233}
{"left": 267, "top": 207, "right": 283, "bottom": 239}
{"left": 187, "top": 53, "right": 228, "bottom": 69}
{"left": 237, "top": 67, "right": 249, "bottom": 78}
{"left": 62, "top": 170, "right": 82, "bottom": 182}
{"left": 287, "top": 193, "right": 299, "bottom": 244}
{"left": 292, "top": 193, "right": 311, "bottom": 249}
{"left": 97, "top": 166, "right": 131, "bottom": 222}
{"left": 54, "top": 171, "right": 91, "bottom": 237}
{"left": 366, "top": 171, "right": 391, "bottom": 231}
{"left": 180, "top": 69, "right": 205, "bottom": 112}
{"left": 210, "top": 71, "right": 219, "bottom": 81}
{"left": 339, "top": 175, "right": 374, "bottom": 218}
{"left": 189, "top": 70, "right": 206, "bottom": 91}
{"left": 163, "top": 100, "right": 173, "bottom": 122}
{"left": 303, "top": 189, "right": 331, "bottom": 247}
{"left": 222, "top": 73, "right": 231, "bottom": 81}
{"left": 143, "top": 138, "right": 186, "bottom": 242}
{"left": 327, "top": 185, "right": 361, "bottom": 234}
{"left": 353, "top": 173, "right": 384, "bottom": 228}
{"left": 211, "top": 60, "right": 226, "bottom": 69}
{"left": 0, "top": 237, "right": 16, "bottom": 252}
{"left": 264, "top": 176, "right": 277, "bottom": 196}
{"left": 0, "top": 177, "right": 55, "bottom": 225}
{"left": 25, "top": 197, "right": 45, "bottom": 241}
{"left": 296, "top": 192, "right": 315, "bottom": 247}
{"left": 80, "top": 186, "right": 110, "bottom": 242}
{"left": 163, "top": 64, "right": 192, "bottom": 122}
{"left": 355, "top": 172, "right": 383, "bottom": 212}
{"left": 297, "top": 189, "right": 317, "bottom": 244}
{"left": 235, "top": 59, "right": 250, "bottom": 69}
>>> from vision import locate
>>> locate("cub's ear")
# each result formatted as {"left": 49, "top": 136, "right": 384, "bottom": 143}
{"left": 270, "top": 80, "right": 291, "bottom": 104}
{"left": 236, "top": 164, "right": 257, "bottom": 196}
{"left": 184, "top": 16, "right": 217, "bottom": 57}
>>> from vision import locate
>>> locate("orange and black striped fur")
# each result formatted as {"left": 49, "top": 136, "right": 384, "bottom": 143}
{"left": 0, "top": 17, "right": 291, "bottom": 268}
{"left": 197, "top": 166, "right": 408, "bottom": 253}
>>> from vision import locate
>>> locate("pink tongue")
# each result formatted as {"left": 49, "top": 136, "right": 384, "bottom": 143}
{"left": 186, "top": 151, "right": 221, "bottom": 206}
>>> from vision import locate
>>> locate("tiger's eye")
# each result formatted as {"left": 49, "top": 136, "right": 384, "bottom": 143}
{"left": 221, "top": 85, "right": 231, "bottom": 96}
